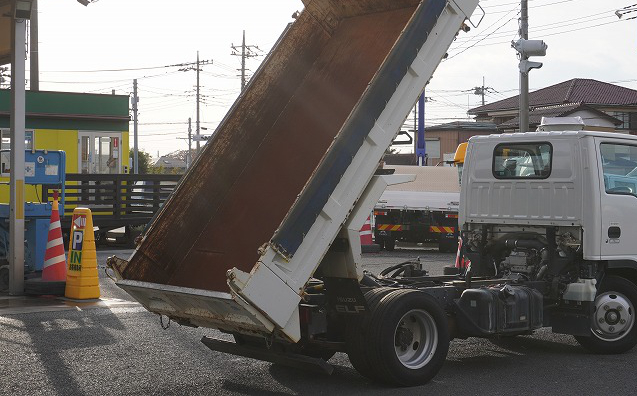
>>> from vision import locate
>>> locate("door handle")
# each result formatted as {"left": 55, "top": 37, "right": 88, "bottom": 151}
{"left": 608, "top": 226, "right": 621, "bottom": 239}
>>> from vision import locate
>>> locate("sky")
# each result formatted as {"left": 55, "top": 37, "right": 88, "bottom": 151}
{"left": 12, "top": 0, "right": 637, "bottom": 157}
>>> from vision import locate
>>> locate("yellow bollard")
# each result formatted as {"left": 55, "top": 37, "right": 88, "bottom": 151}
{"left": 65, "top": 208, "right": 100, "bottom": 300}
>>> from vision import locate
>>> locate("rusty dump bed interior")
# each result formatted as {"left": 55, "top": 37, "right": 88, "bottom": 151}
{"left": 122, "top": 0, "right": 429, "bottom": 292}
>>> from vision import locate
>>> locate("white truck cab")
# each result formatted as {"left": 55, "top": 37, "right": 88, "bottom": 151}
{"left": 460, "top": 130, "right": 637, "bottom": 263}
{"left": 458, "top": 130, "right": 637, "bottom": 354}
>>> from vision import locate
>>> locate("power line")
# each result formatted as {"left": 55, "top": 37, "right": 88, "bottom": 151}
{"left": 454, "top": 8, "right": 617, "bottom": 42}
{"left": 137, "top": 122, "right": 188, "bottom": 126}
{"left": 483, "top": 0, "right": 576, "bottom": 15}
{"left": 38, "top": 70, "right": 185, "bottom": 85}
{"left": 40, "top": 59, "right": 214, "bottom": 74}
{"left": 447, "top": 16, "right": 628, "bottom": 58}
{"left": 447, "top": 6, "right": 520, "bottom": 59}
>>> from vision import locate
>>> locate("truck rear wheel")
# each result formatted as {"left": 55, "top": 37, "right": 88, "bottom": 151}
{"left": 347, "top": 287, "right": 395, "bottom": 378}
{"left": 575, "top": 275, "right": 637, "bottom": 354}
{"left": 375, "top": 236, "right": 385, "bottom": 250}
{"left": 351, "top": 289, "right": 450, "bottom": 386}
{"left": 384, "top": 238, "right": 396, "bottom": 252}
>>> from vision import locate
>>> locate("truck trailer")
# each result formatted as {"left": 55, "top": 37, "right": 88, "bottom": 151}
{"left": 374, "top": 166, "right": 460, "bottom": 252}
{"left": 107, "top": 0, "right": 637, "bottom": 387}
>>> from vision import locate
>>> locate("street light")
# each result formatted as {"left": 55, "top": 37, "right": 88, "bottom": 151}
{"left": 13, "top": 0, "right": 33, "bottom": 19}
{"left": 512, "top": 38, "right": 547, "bottom": 132}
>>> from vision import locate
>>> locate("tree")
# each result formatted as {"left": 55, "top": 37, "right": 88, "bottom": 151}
{"left": 129, "top": 149, "right": 152, "bottom": 174}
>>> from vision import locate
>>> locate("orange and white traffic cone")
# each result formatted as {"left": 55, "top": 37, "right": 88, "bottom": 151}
{"left": 360, "top": 215, "right": 380, "bottom": 253}
{"left": 359, "top": 216, "right": 373, "bottom": 246}
{"left": 42, "top": 191, "right": 66, "bottom": 282}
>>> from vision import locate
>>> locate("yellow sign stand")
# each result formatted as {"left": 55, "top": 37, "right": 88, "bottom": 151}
{"left": 65, "top": 208, "right": 100, "bottom": 300}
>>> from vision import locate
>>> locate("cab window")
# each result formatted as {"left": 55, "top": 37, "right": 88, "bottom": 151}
{"left": 601, "top": 143, "right": 637, "bottom": 196}
{"left": 493, "top": 142, "right": 552, "bottom": 179}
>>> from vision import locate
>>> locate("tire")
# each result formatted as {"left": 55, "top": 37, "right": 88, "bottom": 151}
{"left": 125, "top": 226, "right": 143, "bottom": 248}
{"left": 347, "top": 287, "right": 396, "bottom": 379}
{"left": 360, "top": 289, "right": 450, "bottom": 387}
{"left": 443, "top": 265, "right": 460, "bottom": 275}
{"left": 439, "top": 239, "right": 456, "bottom": 253}
{"left": 375, "top": 236, "right": 385, "bottom": 251}
{"left": 575, "top": 275, "right": 637, "bottom": 354}
{"left": 385, "top": 238, "right": 396, "bottom": 252}
{"left": 95, "top": 232, "right": 108, "bottom": 247}
{"left": 0, "top": 264, "right": 9, "bottom": 292}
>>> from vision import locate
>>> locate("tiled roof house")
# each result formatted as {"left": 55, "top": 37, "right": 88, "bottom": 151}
{"left": 468, "top": 79, "right": 637, "bottom": 133}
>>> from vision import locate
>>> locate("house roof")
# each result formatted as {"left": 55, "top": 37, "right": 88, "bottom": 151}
{"left": 497, "top": 102, "right": 622, "bottom": 129}
{"left": 425, "top": 121, "right": 497, "bottom": 131}
{"left": 469, "top": 79, "right": 637, "bottom": 114}
{"left": 0, "top": 89, "right": 130, "bottom": 130}
{"left": 154, "top": 156, "right": 186, "bottom": 169}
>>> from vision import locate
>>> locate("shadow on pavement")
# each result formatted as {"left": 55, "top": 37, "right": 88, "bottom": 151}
{"left": 0, "top": 301, "right": 127, "bottom": 395}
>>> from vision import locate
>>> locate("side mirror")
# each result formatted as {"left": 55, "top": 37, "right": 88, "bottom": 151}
{"left": 608, "top": 186, "right": 634, "bottom": 194}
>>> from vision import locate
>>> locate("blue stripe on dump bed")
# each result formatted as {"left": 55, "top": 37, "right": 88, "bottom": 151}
{"left": 272, "top": 0, "right": 447, "bottom": 257}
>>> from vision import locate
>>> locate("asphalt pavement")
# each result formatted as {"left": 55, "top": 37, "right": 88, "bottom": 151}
{"left": 0, "top": 246, "right": 634, "bottom": 395}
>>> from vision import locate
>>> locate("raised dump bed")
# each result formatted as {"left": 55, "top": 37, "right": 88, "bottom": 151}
{"left": 115, "top": 0, "right": 478, "bottom": 344}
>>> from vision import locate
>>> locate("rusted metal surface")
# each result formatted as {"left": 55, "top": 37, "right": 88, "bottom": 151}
{"left": 122, "top": 1, "right": 420, "bottom": 292}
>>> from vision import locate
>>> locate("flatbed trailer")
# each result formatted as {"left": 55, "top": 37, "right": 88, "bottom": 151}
{"left": 374, "top": 166, "right": 460, "bottom": 251}
{"left": 108, "top": 0, "right": 637, "bottom": 387}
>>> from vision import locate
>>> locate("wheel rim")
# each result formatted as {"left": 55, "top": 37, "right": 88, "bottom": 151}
{"left": 394, "top": 309, "right": 438, "bottom": 369}
{"left": 591, "top": 291, "right": 635, "bottom": 342}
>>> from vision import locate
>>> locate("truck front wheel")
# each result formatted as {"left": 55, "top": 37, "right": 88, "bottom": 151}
{"left": 575, "top": 275, "right": 637, "bottom": 354}
{"left": 352, "top": 289, "right": 450, "bottom": 386}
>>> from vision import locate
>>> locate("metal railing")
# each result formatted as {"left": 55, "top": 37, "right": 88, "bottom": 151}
{"left": 44, "top": 173, "right": 182, "bottom": 231}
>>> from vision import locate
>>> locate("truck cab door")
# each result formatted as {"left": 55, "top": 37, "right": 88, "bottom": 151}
{"left": 597, "top": 138, "right": 637, "bottom": 260}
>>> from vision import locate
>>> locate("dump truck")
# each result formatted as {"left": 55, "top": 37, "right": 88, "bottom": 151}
{"left": 374, "top": 166, "right": 460, "bottom": 252}
{"left": 108, "top": 0, "right": 481, "bottom": 386}
{"left": 107, "top": 0, "right": 635, "bottom": 388}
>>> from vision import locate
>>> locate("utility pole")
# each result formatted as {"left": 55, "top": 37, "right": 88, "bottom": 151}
{"left": 132, "top": 79, "right": 139, "bottom": 174}
{"left": 9, "top": 14, "right": 28, "bottom": 295}
{"left": 513, "top": 0, "right": 546, "bottom": 133}
{"left": 178, "top": 54, "right": 211, "bottom": 157}
{"left": 231, "top": 31, "right": 261, "bottom": 92}
{"left": 29, "top": 0, "right": 39, "bottom": 91}
{"left": 413, "top": 94, "right": 431, "bottom": 166}
{"left": 519, "top": 0, "right": 529, "bottom": 133}
{"left": 239, "top": 32, "right": 246, "bottom": 92}
{"left": 196, "top": 52, "right": 201, "bottom": 155}
{"left": 473, "top": 77, "right": 493, "bottom": 106}
{"left": 187, "top": 118, "right": 192, "bottom": 169}
{"left": 416, "top": 93, "right": 427, "bottom": 166}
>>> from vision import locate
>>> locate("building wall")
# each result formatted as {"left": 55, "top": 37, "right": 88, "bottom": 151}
{"left": 0, "top": 128, "right": 129, "bottom": 203}
{"left": 422, "top": 129, "right": 493, "bottom": 165}
{"left": 34, "top": 129, "right": 80, "bottom": 172}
